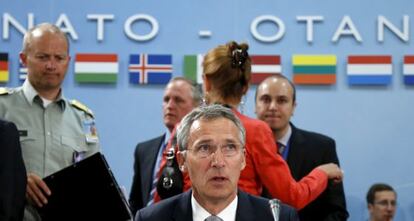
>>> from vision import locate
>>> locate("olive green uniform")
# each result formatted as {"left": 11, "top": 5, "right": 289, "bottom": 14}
{"left": 0, "top": 80, "right": 100, "bottom": 220}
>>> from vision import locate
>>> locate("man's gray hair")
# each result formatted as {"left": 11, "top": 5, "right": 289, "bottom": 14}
{"left": 168, "top": 77, "right": 202, "bottom": 107}
{"left": 176, "top": 104, "right": 246, "bottom": 152}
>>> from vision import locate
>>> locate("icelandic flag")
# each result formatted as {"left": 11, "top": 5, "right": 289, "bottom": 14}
{"left": 347, "top": 55, "right": 392, "bottom": 85}
{"left": 129, "top": 54, "right": 172, "bottom": 84}
{"left": 403, "top": 55, "right": 414, "bottom": 85}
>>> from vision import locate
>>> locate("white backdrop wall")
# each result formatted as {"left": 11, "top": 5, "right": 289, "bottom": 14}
{"left": 1, "top": 1, "right": 413, "bottom": 220}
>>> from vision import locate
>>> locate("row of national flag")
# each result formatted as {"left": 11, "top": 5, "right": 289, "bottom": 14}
{"left": 1, "top": 52, "right": 414, "bottom": 85}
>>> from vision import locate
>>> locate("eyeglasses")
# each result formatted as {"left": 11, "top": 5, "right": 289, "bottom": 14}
{"left": 186, "top": 142, "right": 243, "bottom": 159}
{"left": 374, "top": 200, "right": 397, "bottom": 207}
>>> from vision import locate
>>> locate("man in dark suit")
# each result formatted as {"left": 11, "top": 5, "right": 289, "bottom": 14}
{"left": 129, "top": 77, "right": 201, "bottom": 214}
{"left": 255, "top": 75, "right": 349, "bottom": 221}
{"left": 0, "top": 119, "right": 27, "bottom": 221}
{"left": 135, "top": 105, "right": 299, "bottom": 221}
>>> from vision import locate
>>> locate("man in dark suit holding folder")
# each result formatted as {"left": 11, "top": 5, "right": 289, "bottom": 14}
{"left": 0, "top": 119, "right": 26, "bottom": 221}
{"left": 135, "top": 105, "right": 299, "bottom": 221}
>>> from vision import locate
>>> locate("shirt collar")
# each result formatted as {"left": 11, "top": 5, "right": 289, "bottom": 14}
{"left": 164, "top": 129, "right": 171, "bottom": 144}
{"left": 22, "top": 79, "right": 66, "bottom": 110}
{"left": 191, "top": 193, "right": 238, "bottom": 221}
{"left": 278, "top": 124, "right": 292, "bottom": 147}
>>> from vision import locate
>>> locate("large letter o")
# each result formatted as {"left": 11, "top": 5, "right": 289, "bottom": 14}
{"left": 250, "top": 15, "right": 285, "bottom": 43}
{"left": 124, "top": 14, "right": 159, "bottom": 41}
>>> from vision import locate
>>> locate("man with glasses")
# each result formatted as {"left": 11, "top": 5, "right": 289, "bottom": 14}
{"left": 366, "top": 183, "right": 397, "bottom": 221}
{"left": 135, "top": 105, "right": 299, "bottom": 221}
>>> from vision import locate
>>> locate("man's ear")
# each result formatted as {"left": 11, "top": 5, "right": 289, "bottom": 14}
{"left": 240, "top": 149, "right": 246, "bottom": 170}
{"left": 19, "top": 52, "right": 27, "bottom": 67}
{"left": 177, "top": 151, "right": 187, "bottom": 172}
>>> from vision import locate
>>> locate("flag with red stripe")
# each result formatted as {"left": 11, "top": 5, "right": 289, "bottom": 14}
{"left": 129, "top": 54, "right": 172, "bottom": 84}
{"left": 0, "top": 53, "right": 9, "bottom": 82}
{"left": 75, "top": 53, "right": 118, "bottom": 83}
{"left": 347, "top": 55, "right": 392, "bottom": 85}
{"left": 250, "top": 55, "right": 281, "bottom": 84}
{"left": 403, "top": 55, "right": 414, "bottom": 85}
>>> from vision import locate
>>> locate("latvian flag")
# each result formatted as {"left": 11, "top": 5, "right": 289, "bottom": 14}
{"left": 129, "top": 54, "right": 172, "bottom": 84}
{"left": 292, "top": 55, "right": 336, "bottom": 85}
{"left": 0, "top": 53, "right": 9, "bottom": 82}
{"left": 183, "top": 54, "right": 203, "bottom": 84}
{"left": 250, "top": 55, "right": 281, "bottom": 84}
{"left": 19, "top": 60, "right": 28, "bottom": 82}
{"left": 75, "top": 53, "right": 118, "bottom": 83}
{"left": 403, "top": 55, "right": 414, "bottom": 85}
{"left": 347, "top": 55, "right": 392, "bottom": 85}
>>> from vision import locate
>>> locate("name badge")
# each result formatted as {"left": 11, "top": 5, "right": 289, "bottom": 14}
{"left": 83, "top": 118, "right": 98, "bottom": 143}
{"left": 18, "top": 130, "right": 28, "bottom": 137}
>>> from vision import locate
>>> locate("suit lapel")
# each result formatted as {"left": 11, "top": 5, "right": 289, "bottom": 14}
{"left": 235, "top": 191, "right": 255, "bottom": 221}
{"left": 286, "top": 124, "right": 306, "bottom": 180}
{"left": 172, "top": 191, "right": 193, "bottom": 221}
{"left": 141, "top": 134, "right": 165, "bottom": 204}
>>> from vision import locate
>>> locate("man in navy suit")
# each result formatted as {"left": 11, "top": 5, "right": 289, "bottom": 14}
{"left": 135, "top": 105, "right": 299, "bottom": 221}
{"left": 255, "top": 75, "right": 348, "bottom": 221}
{"left": 129, "top": 77, "right": 201, "bottom": 214}
{"left": 0, "top": 119, "right": 27, "bottom": 221}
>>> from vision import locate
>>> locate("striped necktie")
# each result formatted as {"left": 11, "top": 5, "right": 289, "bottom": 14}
{"left": 147, "top": 142, "right": 167, "bottom": 206}
{"left": 277, "top": 142, "right": 285, "bottom": 155}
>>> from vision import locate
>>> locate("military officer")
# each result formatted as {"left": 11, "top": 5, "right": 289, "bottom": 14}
{"left": 0, "top": 23, "right": 100, "bottom": 220}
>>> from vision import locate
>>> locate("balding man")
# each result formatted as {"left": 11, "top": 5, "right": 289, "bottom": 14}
{"left": 0, "top": 23, "right": 100, "bottom": 220}
{"left": 255, "top": 75, "right": 348, "bottom": 221}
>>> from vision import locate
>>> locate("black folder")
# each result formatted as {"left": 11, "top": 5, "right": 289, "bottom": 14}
{"left": 37, "top": 153, "right": 132, "bottom": 220}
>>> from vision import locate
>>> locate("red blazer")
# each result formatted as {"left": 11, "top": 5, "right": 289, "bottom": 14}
{"left": 167, "top": 110, "right": 328, "bottom": 209}
{"left": 233, "top": 110, "right": 327, "bottom": 209}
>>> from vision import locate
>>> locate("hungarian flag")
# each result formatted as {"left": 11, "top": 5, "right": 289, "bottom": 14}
{"left": 347, "top": 55, "right": 392, "bottom": 85}
{"left": 19, "top": 60, "right": 28, "bottom": 82}
{"left": 0, "top": 53, "right": 9, "bottom": 82}
{"left": 183, "top": 54, "right": 203, "bottom": 84}
{"left": 250, "top": 55, "right": 281, "bottom": 84}
{"left": 75, "top": 53, "right": 118, "bottom": 83}
{"left": 292, "top": 55, "right": 336, "bottom": 85}
{"left": 129, "top": 54, "right": 172, "bottom": 84}
{"left": 403, "top": 55, "right": 414, "bottom": 85}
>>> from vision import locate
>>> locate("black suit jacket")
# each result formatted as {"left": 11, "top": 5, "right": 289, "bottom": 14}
{"left": 129, "top": 134, "right": 165, "bottom": 215}
{"left": 286, "top": 123, "right": 348, "bottom": 221}
{"left": 135, "top": 190, "right": 299, "bottom": 221}
{"left": 0, "top": 119, "right": 27, "bottom": 221}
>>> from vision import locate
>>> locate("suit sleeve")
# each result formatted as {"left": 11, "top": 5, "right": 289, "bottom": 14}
{"left": 0, "top": 120, "right": 27, "bottom": 221}
{"left": 239, "top": 121, "right": 328, "bottom": 209}
{"left": 321, "top": 140, "right": 349, "bottom": 221}
{"left": 129, "top": 145, "right": 144, "bottom": 216}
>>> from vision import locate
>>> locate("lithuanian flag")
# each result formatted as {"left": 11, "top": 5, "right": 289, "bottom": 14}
{"left": 292, "top": 55, "right": 336, "bottom": 85}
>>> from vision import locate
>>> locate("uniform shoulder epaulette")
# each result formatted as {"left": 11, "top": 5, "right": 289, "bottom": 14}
{"left": 0, "top": 87, "right": 13, "bottom": 96}
{"left": 70, "top": 99, "right": 94, "bottom": 118}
